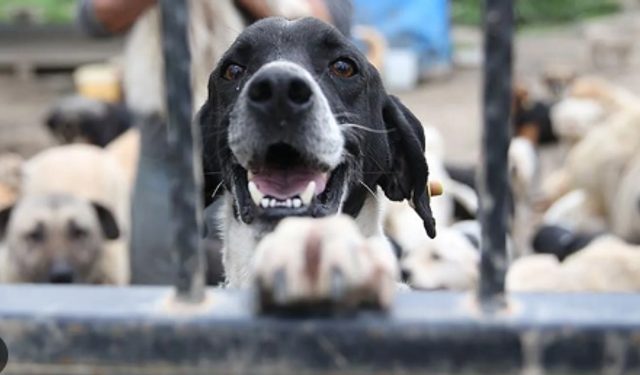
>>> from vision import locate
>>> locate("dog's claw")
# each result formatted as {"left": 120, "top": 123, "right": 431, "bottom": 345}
{"left": 330, "top": 267, "right": 345, "bottom": 301}
{"left": 272, "top": 269, "right": 288, "bottom": 305}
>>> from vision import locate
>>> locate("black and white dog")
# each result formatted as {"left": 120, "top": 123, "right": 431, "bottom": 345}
{"left": 45, "top": 95, "right": 132, "bottom": 148}
{"left": 198, "top": 18, "right": 436, "bottom": 307}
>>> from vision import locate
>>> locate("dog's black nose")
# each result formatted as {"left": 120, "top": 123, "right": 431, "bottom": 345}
{"left": 247, "top": 71, "right": 313, "bottom": 113}
{"left": 400, "top": 269, "right": 412, "bottom": 282}
{"left": 48, "top": 260, "right": 75, "bottom": 284}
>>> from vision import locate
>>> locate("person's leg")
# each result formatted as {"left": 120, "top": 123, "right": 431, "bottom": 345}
{"left": 129, "top": 113, "right": 176, "bottom": 284}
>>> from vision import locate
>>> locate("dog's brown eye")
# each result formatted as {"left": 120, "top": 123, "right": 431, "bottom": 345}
{"left": 222, "top": 64, "right": 246, "bottom": 81}
{"left": 25, "top": 223, "right": 45, "bottom": 243}
{"left": 330, "top": 59, "right": 356, "bottom": 78}
{"left": 68, "top": 220, "right": 88, "bottom": 240}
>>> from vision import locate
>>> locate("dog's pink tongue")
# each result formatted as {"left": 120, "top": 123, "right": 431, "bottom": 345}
{"left": 252, "top": 167, "right": 328, "bottom": 200}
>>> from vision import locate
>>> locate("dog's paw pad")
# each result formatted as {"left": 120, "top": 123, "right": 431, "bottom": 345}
{"left": 252, "top": 214, "right": 398, "bottom": 314}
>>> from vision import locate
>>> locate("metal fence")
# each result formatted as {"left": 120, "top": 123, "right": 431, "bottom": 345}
{"left": 2, "top": 0, "right": 640, "bottom": 374}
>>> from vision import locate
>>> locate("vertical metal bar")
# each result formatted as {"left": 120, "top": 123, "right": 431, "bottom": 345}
{"left": 477, "top": 0, "right": 514, "bottom": 311}
{"left": 159, "top": 0, "right": 206, "bottom": 302}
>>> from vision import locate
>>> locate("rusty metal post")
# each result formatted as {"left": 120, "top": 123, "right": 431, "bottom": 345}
{"left": 477, "top": 0, "right": 514, "bottom": 311}
{"left": 159, "top": 0, "right": 206, "bottom": 302}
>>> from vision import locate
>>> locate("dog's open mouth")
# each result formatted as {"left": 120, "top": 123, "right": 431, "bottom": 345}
{"left": 249, "top": 167, "right": 327, "bottom": 209}
{"left": 235, "top": 143, "right": 346, "bottom": 220}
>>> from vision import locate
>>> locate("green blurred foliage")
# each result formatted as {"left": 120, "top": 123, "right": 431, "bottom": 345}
{"left": 0, "top": 0, "right": 78, "bottom": 24}
{"left": 452, "top": 0, "right": 621, "bottom": 26}
{"left": 0, "top": 0, "right": 621, "bottom": 27}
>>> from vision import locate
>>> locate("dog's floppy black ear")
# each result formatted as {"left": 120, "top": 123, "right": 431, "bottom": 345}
{"left": 379, "top": 95, "right": 436, "bottom": 238}
{"left": 196, "top": 99, "right": 224, "bottom": 208}
{"left": 91, "top": 203, "right": 120, "bottom": 240}
{"left": 0, "top": 205, "right": 14, "bottom": 240}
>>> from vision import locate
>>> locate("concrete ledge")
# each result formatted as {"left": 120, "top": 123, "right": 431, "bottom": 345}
{"left": 1, "top": 286, "right": 639, "bottom": 374}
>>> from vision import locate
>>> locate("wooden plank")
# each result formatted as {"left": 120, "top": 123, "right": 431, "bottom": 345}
{"left": 0, "top": 25, "right": 124, "bottom": 74}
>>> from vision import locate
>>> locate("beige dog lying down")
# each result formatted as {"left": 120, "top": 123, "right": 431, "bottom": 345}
{"left": 507, "top": 235, "right": 640, "bottom": 292}
{"left": 0, "top": 144, "right": 130, "bottom": 285}
{"left": 547, "top": 108, "right": 640, "bottom": 240}
{"left": 399, "top": 224, "right": 479, "bottom": 291}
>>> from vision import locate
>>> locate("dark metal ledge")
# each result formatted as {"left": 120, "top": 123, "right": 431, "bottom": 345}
{"left": 1, "top": 286, "right": 639, "bottom": 374}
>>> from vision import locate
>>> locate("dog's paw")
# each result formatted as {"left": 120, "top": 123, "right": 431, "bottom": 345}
{"left": 251, "top": 214, "right": 399, "bottom": 314}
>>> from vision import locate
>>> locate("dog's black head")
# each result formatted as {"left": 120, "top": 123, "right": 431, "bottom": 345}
{"left": 45, "top": 95, "right": 132, "bottom": 148}
{"left": 532, "top": 225, "right": 603, "bottom": 262}
{"left": 199, "top": 17, "right": 436, "bottom": 238}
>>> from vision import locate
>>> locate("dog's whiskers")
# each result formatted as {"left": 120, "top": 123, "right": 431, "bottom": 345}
{"left": 220, "top": 24, "right": 243, "bottom": 37}
{"left": 210, "top": 144, "right": 231, "bottom": 158}
{"left": 201, "top": 129, "right": 228, "bottom": 140}
{"left": 341, "top": 123, "right": 394, "bottom": 134}
{"left": 210, "top": 180, "right": 224, "bottom": 198}
{"left": 359, "top": 180, "right": 381, "bottom": 204}
{"left": 333, "top": 111, "right": 358, "bottom": 120}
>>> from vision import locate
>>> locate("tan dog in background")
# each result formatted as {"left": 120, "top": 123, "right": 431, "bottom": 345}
{"left": 0, "top": 194, "right": 122, "bottom": 284}
{"left": 0, "top": 144, "right": 130, "bottom": 285}
{"left": 507, "top": 235, "right": 640, "bottom": 292}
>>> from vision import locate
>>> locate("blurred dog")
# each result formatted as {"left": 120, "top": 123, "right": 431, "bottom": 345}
{"left": 0, "top": 193, "right": 121, "bottom": 284}
{"left": 531, "top": 224, "right": 605, "bottom": 262}
{"left": 400, "top": 224, "right": 479, "bottom": 291}
{"left": 610, "top": 153, "right": 640, "bottom": 244}
{"left": 0, "top": 145, "right": 130, "bottom": 285}
{"left": 534, "top": 107, "right": 640, "bottom": 261}
{"left": 399, "top": 220, "right": 516, "bottom": 291}
{"left": 45, "top": 95, "right": 132, "bottom": 148}
{"left": 541, "top": 64, "right": 577, "bottom": 100}
{"left": 548, "top": 76, "right": 639, "bottom": 150}
{"left": 508, "top": 235, "right": 640, "bottom": 292}
{"left": 565, "top": 109, "right": 640, "bottom": 230}
{"left": 512, "top": 82, "right": 558, "bottom": 146}
{"left": 549, "top": 97, "right": 607, "bottom": 147}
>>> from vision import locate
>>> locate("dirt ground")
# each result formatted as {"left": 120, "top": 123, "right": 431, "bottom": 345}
{"left": 2, "top": 12, "right": 640, "bottom": 169}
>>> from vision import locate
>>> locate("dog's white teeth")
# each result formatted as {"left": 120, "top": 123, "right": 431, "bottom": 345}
{"left": 260, "top": 197, "right": 270, "bottom": 208}
{"left": 300, "top": 181, "right": 316, "bottom": 206}
{"left": 257, "top": 195, "right": 305, "bottom": 209}
{"left": 248, "top": 181, "right": 264, "bottom": 206}
{"left": 247, "top": 171, "right": 255, "bottom": 181}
